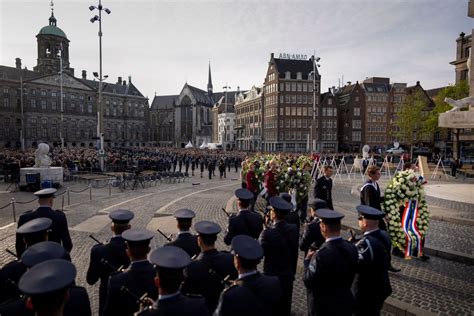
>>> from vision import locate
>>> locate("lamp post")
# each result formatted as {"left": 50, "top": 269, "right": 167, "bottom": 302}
{"left": 222, "top": 84, "right": 231, "bottom": 151}
{"left": 89, "top": 0, "right": 111, "bottom": 172}
{"left": 57, "top": 48, "right": 64, "bottom": 151}
{"left": 310, "top": 55, "right": 321, "bottom": 153}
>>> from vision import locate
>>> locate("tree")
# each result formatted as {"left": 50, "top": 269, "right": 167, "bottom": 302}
{"left": 394, "top": 90, "right": 427, "bottom": 147}
{"left": 424, "top": 81, "right": 470, "bottom": 134}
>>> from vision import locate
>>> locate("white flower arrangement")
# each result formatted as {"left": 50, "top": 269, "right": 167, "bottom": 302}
{"left": 382, "top": 170, "right": 430, "bottom": 252}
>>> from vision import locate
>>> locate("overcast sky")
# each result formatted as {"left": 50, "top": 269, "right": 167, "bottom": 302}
{"left": 1, "top": 0, "right": 472, "bottom": 99}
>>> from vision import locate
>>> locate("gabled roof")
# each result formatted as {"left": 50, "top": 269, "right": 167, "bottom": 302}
{"left": 425, "top": 87, "right": 446, "bottom": 99}
{"left": 79, "top": 78, "right": 145, "bottom": 98}
{"left": 272, "top": 58, "right": 320, "bottom": 80}
{"left": 362, "top": 82, "right": 391, "bottom": 93}
{"left": 0, "top": 65, "right": 42, "bottom": 81}
{"left": 151, "top": 95, "right": 177, "bottom": 110}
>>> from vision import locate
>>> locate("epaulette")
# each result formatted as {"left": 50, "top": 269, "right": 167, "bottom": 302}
{"left": 222, "top": 283, "right": 239, "bottom": 293}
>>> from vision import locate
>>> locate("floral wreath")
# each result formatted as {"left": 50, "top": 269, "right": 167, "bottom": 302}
{"left": 382, "top": 170, "right": 430, "bottom": 252}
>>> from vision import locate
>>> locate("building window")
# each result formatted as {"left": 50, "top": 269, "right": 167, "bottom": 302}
{"left": 41, "top": 90, "right": 46, "bottom": 96}
{"left": 328, "top": 98, "right": 333, "bottom": 105}
{"left": 291, "top": 82, "right": 296, "bottom": 91}
{"left": 297, "top": 83, "right": 302, "bottom": 91}
{"left": 280, "top": 83, "right": 284, "bottom": 91}
{"left": 280, "top": 95, "right": 284, "bottom": 103}
{"left": 51, "top": 101, "right": 57, "bottom": 110}
{"left": 355, "top": 96, "right": 359, "bottom": 102}
{"left": 31, "top": 99, "right": 36, "bottom": 108}
{"left": 279, "top": 107, "right": 284, "bottom": 115}
{"left": 88, "top": 104, "right": 93, "bottom": 113}
{"left": 41, "top": 100, "right": 46, "bottom": 110}
{"left": 285, "top": 71, "right": 291, "bottom": 79}
{"left": 3, "top": 98, "right": 9, "bottom": 107}
{"left": 52, "top": 91, "right": 57, "bottom": 97}
{"left": 354, "top": 107, "right": 360, "bottom": 116}
{"left": 352, "top": 119, "right": 361, "bottom": 129}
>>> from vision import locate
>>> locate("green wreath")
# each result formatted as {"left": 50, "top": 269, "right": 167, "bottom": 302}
{"left": 382, "top": 170, "right": 430, "bottom": 251}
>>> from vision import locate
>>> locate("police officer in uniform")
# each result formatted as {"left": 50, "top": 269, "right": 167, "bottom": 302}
{"left": 15, "top": 188, "right": 72, "bottom": 257}
{"left": 166, "top": 209, "right": 200, "bottom": 258}
{"left": 0, "top": 242, "right": 91, "bottom": 316}
{"left": 135, "top": 246, "right": 209, "bottom": 316}
{"left": 279, "top": 192, "right": 300, "bottom": 236}
{"left": 259, "top": 196, "right": 298, "bottom": 316}
{"left": 303, "top": 209, "right": 358, "bottom": 316}
{"left": 360, "top": 165, "right": 385, "bottom": 230}
{"left": 214, "top": 235, "right": 281, "bottom": 316}
{"left": 17, "top": 259, "right": 77, "bottom": 316}
{"left": 313, "top": 166, "right": 333, "bottom": 210}
{"left": 223, "top": 189, "right": 264, "bottom": 245}
{"left": 104, "top": 229, "right": 158, "bottom": 316}
{"left": 87, "top": 209, "right": 134, "bottom": 315}
{"left": 352, "top": 205, "right": 393, "bottom": 316}
{"left": 299, "top": 199, "right": 327, "bottom": 256}
{"left": 181, "top": 221, "right": 238, "bottom": 313}
{"left": 0, "top": 217, "right": 52, "bottom": 304}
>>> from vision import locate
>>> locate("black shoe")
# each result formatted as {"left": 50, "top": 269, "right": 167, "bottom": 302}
{"left": 419, "top": 255, "right": 430, "bottom": 261}
{"left": 388, "top": 265, "right": 401, "bottom": 273}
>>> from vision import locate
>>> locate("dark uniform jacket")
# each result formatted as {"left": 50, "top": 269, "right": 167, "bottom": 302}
{"left": 15, "top": 206, "right": 73, "bottom": 257}
{"left": 223, "top": 210, "right": 264, "bottom": 245}
{"left": 181, "top": 249, "right": 238, "bottom": 313}
{"left": 285, "top": 211, "right": 301, "bottom": 236}
{"left": 303, "top": 238, "right": 358, "bottom": 316}
{"left": 0, "top": 260, "right": 26, "bottom": 303}
{"left": 0, "top": 285, "right": 91, "bottom": 316}
{"left": 104, "top": 260, "right": 158, "bottom": 316}
{"left": 299, "top": 219, "right": 325, "bottom": 255}
{"left": 214, "top": 272, "right": 281, "bottom": 316}
{"left": 259, "top": 221, "right": 298, "bottom": 278}
{"left": 352, "top": 230, "right": 392, "bottom": 316}
{"left": 313, "top": 176, "right": 333, "bottom": 210}
{"left": 87, "top": 236, "right": 130, "bottom": 315}
{"left": 134, "top": 294, "right": 209, "bottom": 316}
{"left": 166, "top": 232, "right": 200, "bottom": 258}
{"left": 360, "top": 180, "right": 382, "bottom": 211}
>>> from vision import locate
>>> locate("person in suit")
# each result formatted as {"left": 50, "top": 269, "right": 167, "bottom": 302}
{"left": 352, "top": 206, "right": 393, "bottom": 316}
{"left": 15, "top": 188, "right": 72, "bottom": 257}
{"left": 214, "top": 235, "right": 281, "bottom": 316}
{"left": 1, "top": 217, "right": 53, "bottom": 304}
{"left": 313, "top": 166, "right": 333, "bottom": 210}
{"left": 259, "top": 197, "right": 298, "bottom": 316}
{"left": 86, "top": 209, "right": 134, "bottom": 316}
{"left": 223, "top": 189, "right": 264, "bottom": 245}
{"left": 166, "top": 209, "right": 200, "bottom": 258}
{"left": 181, "top": 221, "right": 238, "bottom": 314}
{"left": 17, "top": 259, "right": 77, "bottom": 316}
{"left": 299, "top": 199, "right": 328, "bottom": 256}
{"left": 103, "top": 229, "right": 158, "bottom": 316}
{"left": 135, "top": 246, "right": 209, "bottom": 316}
{"left": 245, "top": 163, "right": 259, "bottom": 211}
{"left": 303, "top": 209, "right": 358, "bottom": 316}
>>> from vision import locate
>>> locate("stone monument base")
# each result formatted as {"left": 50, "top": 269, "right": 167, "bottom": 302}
{"left": 20, "top": 167, "right": 64, "bottom": 187}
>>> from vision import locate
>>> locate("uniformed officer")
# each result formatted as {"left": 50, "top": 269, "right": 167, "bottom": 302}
{"left": 18, "top": 259, "right": 77, "bottom": 316}
{"left": 352, "top": 205, "right": 393, "bottom": 316}
{"left": 259, "top": 196, "right": 298, "bottom": 316}
{"left": 103, "top": 229, "right": 158, "bottom": 316}
{"left": 360, "top": 165, "right": 386, "bottom": 230}
{"left": 166, "top": 209, "right": 200, "bottom": 258}
{"left": 303, "top": 209, "right": 358, "bottom": 316}
{"left": 279, "top": 192, "right": 300, "bottom": 235}
{"left": 135, "top": 246, "right": 209, "bottom": 316}
{"left": 15, "top": 188, "right": 72, "bottom": 257}
{"left": 181, "top": 221, "right": 238, "bottom": 314}
{"left": 0, "top": 217, "right": 52, "bottom": 304}
{"left": 223, "top": 189, "right": 264, "bottom": 245}
{"left": 299, "top": 199, "right": 328, "bottom": 256}
{"left": 214, "top": 235, "right": 281, "bottom": 316}
{"left": 313, "top": 166, "right": 333, "bottom": 210}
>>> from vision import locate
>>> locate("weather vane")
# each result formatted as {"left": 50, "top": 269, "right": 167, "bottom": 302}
{"left": 50, "top": 0, "right": 54, "bottom": 13}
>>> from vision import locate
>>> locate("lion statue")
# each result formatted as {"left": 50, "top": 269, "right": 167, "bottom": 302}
{"left": 34, "top": 143, "right": 52, "bottom": 168}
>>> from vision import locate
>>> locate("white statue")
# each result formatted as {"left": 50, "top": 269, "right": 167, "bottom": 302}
{"left": 444, "top": 96, "right": 474, "bottom": 112}
{"left": 362, "top": 144, "right": 370, "bottom": 159}
{"left": 34, "top": 143, "right": 52, "bottom": 168}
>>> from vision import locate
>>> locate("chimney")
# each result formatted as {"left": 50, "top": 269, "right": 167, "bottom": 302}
{"left": 128, "top": 76, "right": 132, "bottom": 84}
{"left": 270, "top": 53, "right": 274, "bottom": 59}
{"left": 15, "top": 58, "right": 21, "bottom": 70}
{"left": 117, "top": 76, "right": 122, "bottom": 84}
{"left": 416, "top": 81, "right": 420, "bottom": 86}
{"left": 123, "top": 80, "right": 126, "bottom": 86}
{"left": 82, "top": 70, "right": 87, "bottom": 79}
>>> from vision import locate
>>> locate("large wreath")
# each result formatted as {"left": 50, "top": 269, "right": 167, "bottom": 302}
{"left": 382, "top": 170, "right": 430, "bottom": 252}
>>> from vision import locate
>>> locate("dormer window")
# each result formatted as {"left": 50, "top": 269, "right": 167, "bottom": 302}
{"left": 285, "top": 71, "right": 291, "bottom": 79}
{"left": 296, "top": 72, "right": 302, "bottom": 80}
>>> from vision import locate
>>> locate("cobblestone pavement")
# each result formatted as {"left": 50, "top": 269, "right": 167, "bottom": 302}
{"left": 1, "top": 170, "right": 473, "bottom": 315}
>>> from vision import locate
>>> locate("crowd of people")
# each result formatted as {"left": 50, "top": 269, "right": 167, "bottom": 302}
{"left": 0, "top": 147, "right": 432, "bottom": 316}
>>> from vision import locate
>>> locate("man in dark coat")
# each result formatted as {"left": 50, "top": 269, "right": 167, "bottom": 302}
{"left": 166, "top": 209, "right": 200, "bottom": 258}
{"left": 135, "top": 246, "right": 209, "bottom": 316}
{"left": 87, "top": 209, "right": 134, "bottom": 315}
{"left": 223, "top": 189, "right": 264, "bottom": 245}
{"left": 352, "top": 206, "right": 393, "bottom": 316}
{"left": 299, "top": 199, "right": 328, "bottom": 256}
{"left": 15, "top": 188, "right": 72, "bottom": 257}
{"left": 303, "top": 209, "right": 358, "bottom": 316}
{"left": 313, "top": 165, "right": 333, "bottom": 210}
{"left": 259, "top": 197, "right": 298, "bottom": 316}
{"left": 181, "top": 221, "right": 238, "bottom": 314}
{"left": 214, "top": 235, "right": 281, "bottom": 316}
{"left": 103, "top": 229, "right": 158, "bottom": 316}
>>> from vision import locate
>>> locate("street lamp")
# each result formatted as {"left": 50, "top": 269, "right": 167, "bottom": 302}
{"left": 90, "top": 0, "right": 111, "bottom": 172}
{"left": 222, "top": 85, "right": 231, "bottom": 151}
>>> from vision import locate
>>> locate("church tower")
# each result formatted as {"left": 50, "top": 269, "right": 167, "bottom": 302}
{"left": 33, "top": 1, "right": 74, "bottom": 75}
{"left": 207, "top": 61, "right": 213, "bottom": 96}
